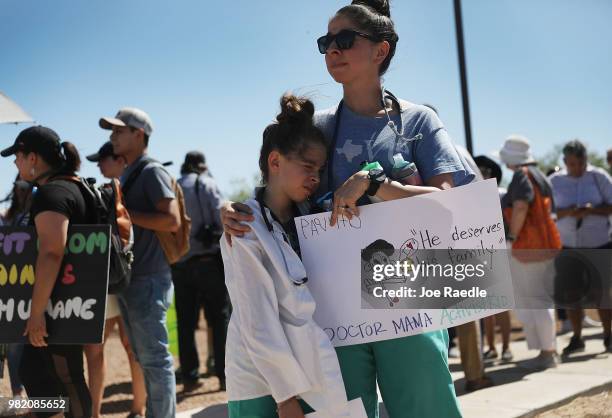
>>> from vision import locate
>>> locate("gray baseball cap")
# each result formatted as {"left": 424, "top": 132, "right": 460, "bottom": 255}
{"left": 99, "top": 107, "right": 153, "bottom": 136}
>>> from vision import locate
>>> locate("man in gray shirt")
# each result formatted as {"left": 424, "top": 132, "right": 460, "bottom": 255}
{"left": 99, "top": 107, "right": 180, "bottom": 418}
{"left": 172, "top": 151, "right": 228, "bottom": 391}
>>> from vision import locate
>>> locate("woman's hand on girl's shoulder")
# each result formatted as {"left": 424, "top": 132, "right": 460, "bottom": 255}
{"left": 221, "top": 201, "right": 255, "bottom": 246}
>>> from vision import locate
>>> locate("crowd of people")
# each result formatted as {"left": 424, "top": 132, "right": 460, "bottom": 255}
{"left": 1, "top": 0, "right": 611, "bottom": 417}
{"left": 0, "top": 109, "right": 229, "bottom": 418}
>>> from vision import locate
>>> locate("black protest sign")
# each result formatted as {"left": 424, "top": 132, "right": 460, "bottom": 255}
{"left": 0, "top": 225, "right": 110, "bottom": 344}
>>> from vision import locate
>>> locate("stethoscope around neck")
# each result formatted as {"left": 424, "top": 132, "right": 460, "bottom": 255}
{"left": 256, "top": 188, "right": 308, "bottom": 286}
{"left": 326, "top": 86, "right": 416, "bottom": 189}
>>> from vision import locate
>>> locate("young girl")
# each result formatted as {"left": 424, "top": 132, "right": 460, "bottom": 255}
{"left": 221, "top": 95, "right": 353, "bottom": 418}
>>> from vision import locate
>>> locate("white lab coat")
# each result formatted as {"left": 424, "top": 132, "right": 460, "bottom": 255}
{"left": 221, "top": 198, "right": 351, "bottom": 417}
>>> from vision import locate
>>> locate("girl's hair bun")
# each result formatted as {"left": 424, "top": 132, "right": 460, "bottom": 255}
{"left": 259, "top": 93, "right": 327, "bottom": 183}
{"left": 352, "top": 0, "right": 391, "bottom": 17}
{"left": 276, "top": 94, "right": 315, "bottom": 126}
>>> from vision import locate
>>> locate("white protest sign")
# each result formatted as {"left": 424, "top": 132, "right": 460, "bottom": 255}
{"left": 295, "top": 179, "right": 510, "bottom": 347}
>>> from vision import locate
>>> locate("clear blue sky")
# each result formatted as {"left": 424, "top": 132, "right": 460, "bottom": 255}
{"left": 2, "top": 0, "right": 611, "bottom": 198}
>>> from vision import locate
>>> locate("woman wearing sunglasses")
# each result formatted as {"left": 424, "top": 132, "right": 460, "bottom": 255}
{"left": 222, "top": 1, "right": 472, "bottom": 417}
{"left": 221, "top": 94, "right": 354, "bottom": 418}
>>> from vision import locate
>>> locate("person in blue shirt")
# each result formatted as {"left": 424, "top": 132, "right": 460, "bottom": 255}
{"left": 172, "top": 151, "right": 228, "bottom": 391}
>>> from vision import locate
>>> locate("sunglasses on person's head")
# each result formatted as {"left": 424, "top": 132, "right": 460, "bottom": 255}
{"left": 317, "top": 29, "right": 381, "bottom": 54}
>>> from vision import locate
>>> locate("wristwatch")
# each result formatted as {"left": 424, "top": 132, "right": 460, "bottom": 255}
{"left": 366, "top": 168, "right": 387, "bottom": 196}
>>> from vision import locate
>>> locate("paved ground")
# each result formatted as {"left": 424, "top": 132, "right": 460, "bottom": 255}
{"left": 0, "top": 320, "right": 228, "bottom": 418}
{"left": 177, "top": 327, "right": 612, "bottom": 418}
{"left": 453, "top": 326, "right": 612, "bottom": 418}
{"left": 2, "top": 323, "right": 609, "bottom": 417}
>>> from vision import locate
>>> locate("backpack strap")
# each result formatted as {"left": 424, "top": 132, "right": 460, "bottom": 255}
{"left": 122, "top": 157, "right": 155, "bottom": 196}
{"left": 193, "top": 173, "right": 223, "bottom": 237}
{"left": 193, "top": 173, "right": 206, "bottom": 218}
{"left": 105, "top": 178, "right": 134, "bottom": 249}
{"left": 50, "top": 175, "right": 105, "bottom": 224}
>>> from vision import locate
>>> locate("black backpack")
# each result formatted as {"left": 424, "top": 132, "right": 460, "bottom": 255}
{"left": 57, "top": 176, "right": 134, "bottom": 294}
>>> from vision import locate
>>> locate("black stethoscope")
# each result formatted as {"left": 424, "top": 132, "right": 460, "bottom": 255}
{"left": 326, "top": 87, "right": 419, "bottom": 190}
{"left": 256, "top": 188, "right": 308, "bottom": 286}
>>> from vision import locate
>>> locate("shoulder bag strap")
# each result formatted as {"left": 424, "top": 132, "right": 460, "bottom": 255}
{"left": 122, "top": 157, "right": 153, "bottom": 196}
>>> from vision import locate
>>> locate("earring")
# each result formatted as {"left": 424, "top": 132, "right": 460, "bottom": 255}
{"left": 30, "top": 167, "right": 36, "bottom": 176}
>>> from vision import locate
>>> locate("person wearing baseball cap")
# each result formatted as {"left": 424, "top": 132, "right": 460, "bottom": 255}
{"left": 99, "top": 107, "right": 153, "bottom": 135}
{"left": 1, "top": 126, "right": 69, "bottom": 178}
{"left": 99, "top": 108, "right": 178, "bottom": 416}
{"left": 86, "top": 141, "right": 115, "bottom": 162}
{"left": 84, "top": 139, "right": 145, "bottom": 418}
{"left": 1, "top": 126, "right": 94, "bottom": 415}
{"left": 86, "top": 141, "right": 127, "bottom": 180}
{"left": 99, "top": 107, "right": 153, "bottom": 165}
{"left": 173, "top": 151, "right": 228, "bottom": 392}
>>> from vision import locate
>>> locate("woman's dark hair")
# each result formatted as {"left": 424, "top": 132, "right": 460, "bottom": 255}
{"left": 180, "top": 151, "right": 207, "bottom": 175}
{"left": 563, "top": 139, "right": 587, "bottom": 160}
{"left": 259, "top": 94, "right": 327, "bottom": 183}
{"left": 2, "top": 175, "right": 32, "bottom": 224}
{"left": 336, "top": 0, "right": 399, "bottom": 75}
{"left": 60, "top": 142, "right": 81, "bottom": 173}
{"left": 474, "top": 155, "right": 503, "bottom": 185}
{"left": 180, "top": 162, "right": 207, "bottom": 175}
{"left": 38, "top": 141, "right": 82, "bottom": 174}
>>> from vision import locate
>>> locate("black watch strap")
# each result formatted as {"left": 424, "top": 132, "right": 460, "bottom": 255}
{"left": 367, "top": 169, "right": 386, "bottom": 196}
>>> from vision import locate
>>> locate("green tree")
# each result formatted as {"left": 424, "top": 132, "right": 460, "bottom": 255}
{"left": 537, "top": 144, "right": 563, "bottom": 175}
{"left": 228, "top": 173, "right": 260, "bottom": 202}
{"left": 587, "top": 151, "right": 607, "bottom": 170}
{"left": 537, "top": 143, "right": 607, "bottom": 174}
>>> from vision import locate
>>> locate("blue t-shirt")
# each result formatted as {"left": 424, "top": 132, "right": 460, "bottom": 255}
{"left": 313, "top": 100, "right": 474, "bottom": 199}
{"left": 121, "top": 156, "right": 176, "bottom": 276}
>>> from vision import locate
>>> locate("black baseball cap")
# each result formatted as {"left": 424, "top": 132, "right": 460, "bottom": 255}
{"left": 184, "top": 151, "right": 206, "bottom": 167}
{"left": 1, "top": 126, "right": 62, "bottom": 158}
{"left": 86, "top": 141, "right": 116, "bottom": 162}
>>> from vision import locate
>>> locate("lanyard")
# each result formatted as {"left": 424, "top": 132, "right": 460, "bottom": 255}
{"left": 255, "top": 188, "right": 308, "bottom": 286}
{"left": 326, "top": 88, "right": 404, "bottom": 191}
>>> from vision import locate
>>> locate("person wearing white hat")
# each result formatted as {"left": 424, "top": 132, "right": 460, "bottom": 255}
{"left": 499, "top": 135, "right": 560, "bottom": 370}
{"left": 498, "top": 135, "right": 536, "bottom": 167}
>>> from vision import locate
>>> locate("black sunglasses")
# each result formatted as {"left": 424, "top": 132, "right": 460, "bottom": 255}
{"left": 317, "top": 29, "right": 381, "bottom": 54}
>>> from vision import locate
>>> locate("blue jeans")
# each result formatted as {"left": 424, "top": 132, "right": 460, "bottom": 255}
{"left": 118, "top": 271, "right": 176, "bottom": 418}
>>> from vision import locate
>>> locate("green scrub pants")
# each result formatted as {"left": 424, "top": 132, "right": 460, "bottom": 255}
{"left": 228, "top": 396, "right": 312, "bottom": 418}
{"left": 228, "top": 330, "right": 461, "bottom": 418}
{"left": 336, "top": 330, "right": 462, "bottom": 418}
